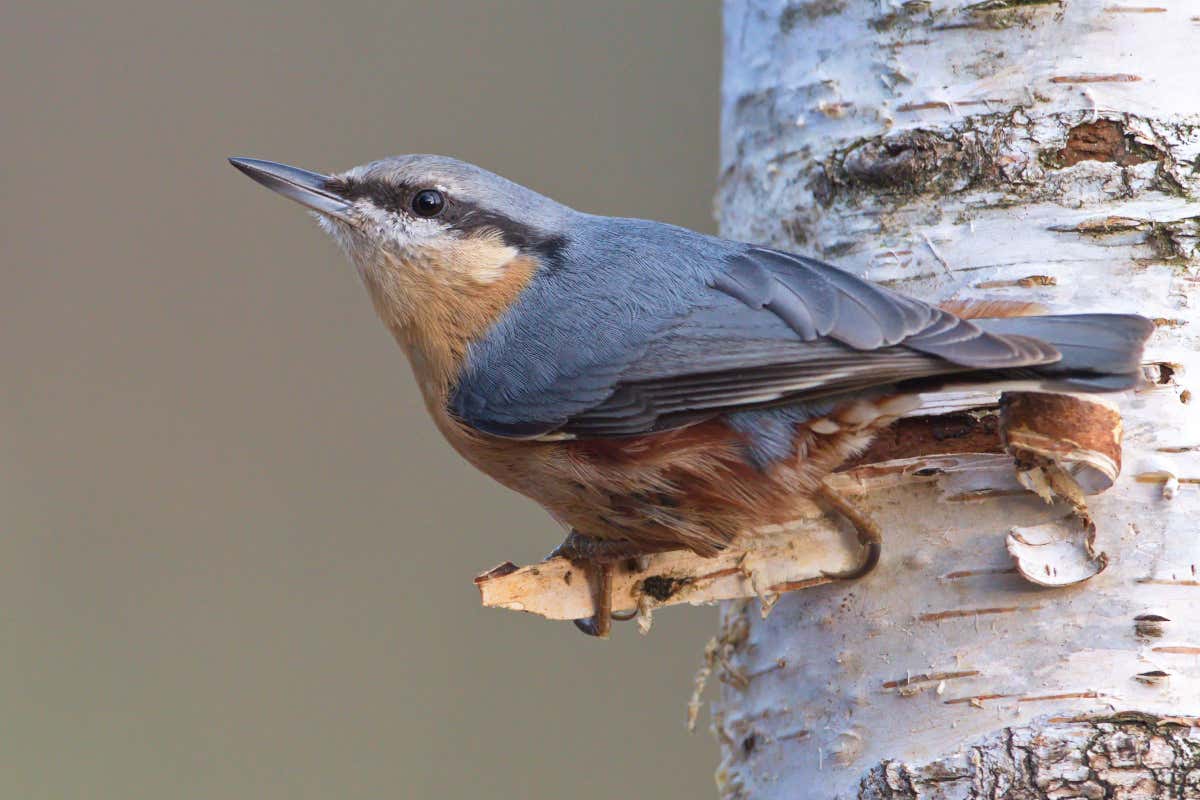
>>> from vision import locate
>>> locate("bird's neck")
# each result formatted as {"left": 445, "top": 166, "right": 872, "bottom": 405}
{"left": 356, "top": 250, "right": 538, "bottom": 406}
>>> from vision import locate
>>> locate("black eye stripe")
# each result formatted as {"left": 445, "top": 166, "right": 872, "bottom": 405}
{"left": 325, "top": 176, "right": 567, "bottom": 261}
{"left": 326, "top": 179, "right": 459, "bottom": 222}
{"left": 324, "top": 178, "right": 412, "bottom": 213}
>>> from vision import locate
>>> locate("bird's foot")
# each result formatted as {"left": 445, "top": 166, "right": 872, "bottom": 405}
{"left": 545, "top": 531, "right": 655, "bottom": 638}
{"left": 814, "top": 481, "right": 882, "bottom": 581}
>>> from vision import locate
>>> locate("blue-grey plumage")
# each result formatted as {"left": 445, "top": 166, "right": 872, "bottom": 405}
{"left": 231, "top": 153, "right": 1154, "bottom": 635}
{"left": 450, "top": 217, "right": 1148, "bottom": 440}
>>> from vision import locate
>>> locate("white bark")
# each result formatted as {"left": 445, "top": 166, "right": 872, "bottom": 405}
{"left": 715, "top": 1, "right": 1200, "bottom": 797}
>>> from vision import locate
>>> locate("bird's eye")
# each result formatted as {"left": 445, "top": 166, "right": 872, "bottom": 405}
{"left": 411, "top": 189, "right": 445, "bottom": 217}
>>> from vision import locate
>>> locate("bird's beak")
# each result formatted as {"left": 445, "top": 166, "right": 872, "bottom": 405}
{"left": 229, "top": 157, "right": 353, "bottom": 221}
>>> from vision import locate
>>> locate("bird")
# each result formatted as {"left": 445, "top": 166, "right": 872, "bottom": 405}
{"left": 230, "top": 154, "right": 1153, "bottom": 637}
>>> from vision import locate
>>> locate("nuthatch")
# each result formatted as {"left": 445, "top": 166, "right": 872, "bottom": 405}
{"left": 230, "top": 154, "right": 1153, "bottom": 637}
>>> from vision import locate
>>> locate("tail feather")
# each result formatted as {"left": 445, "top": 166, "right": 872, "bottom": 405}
{"left": 975, "top": 314, "right": 1154, "bottom": 391}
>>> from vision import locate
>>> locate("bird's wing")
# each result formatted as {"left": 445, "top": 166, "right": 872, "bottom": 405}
{"left": 450, "top": 246, "right": 1059, "bottom": 438}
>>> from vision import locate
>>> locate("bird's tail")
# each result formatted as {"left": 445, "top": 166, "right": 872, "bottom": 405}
{"left": 973, "top": 313, "right": 1154, "bottom": 392}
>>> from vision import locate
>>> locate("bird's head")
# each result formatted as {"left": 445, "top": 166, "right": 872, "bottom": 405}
{"left": 230, "top": 155, "right": 570, "bottom": 389}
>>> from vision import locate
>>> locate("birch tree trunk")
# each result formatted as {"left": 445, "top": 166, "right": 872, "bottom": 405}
{"left": 713, "top": 2, "right": 1200, "bottom": 797}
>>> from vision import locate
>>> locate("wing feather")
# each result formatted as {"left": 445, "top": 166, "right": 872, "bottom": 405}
{"left": 451, "top": 242, "right": 1062, "bottom": 438}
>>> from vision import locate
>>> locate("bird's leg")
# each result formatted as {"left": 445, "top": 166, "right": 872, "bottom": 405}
{"left": 545, "top": 531, "right": 656, "bottom": 638}
{"left": 578, "top": 562, "right": 616, "bottom": 638}
{"left": 814, "top": 481, "right": 882, "bottom": 580}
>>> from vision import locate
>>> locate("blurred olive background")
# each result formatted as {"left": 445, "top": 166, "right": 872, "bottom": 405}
{"left": 1, "top": 3, "right": 720, "bottom": 798}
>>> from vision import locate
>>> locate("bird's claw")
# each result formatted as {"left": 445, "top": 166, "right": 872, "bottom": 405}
{"left": 549, "top": 531, "right": 658, "bottom": 637}
{"left": 573, "top": 616, "right": 607, "bottom": 637}
{"left": 821, "top": 540, "right": 881, "bottom": 581}
{"left": 572, "top": 559, "right": 620, "bottom": 638}
{"left": 555, "top": 537, "right": 646, "bottom": 637}
{"left": 815, "top": 481, "right": 883, "bottom": 582}
{"left": 573, "top": 607, "right": 640, "bottom": 637}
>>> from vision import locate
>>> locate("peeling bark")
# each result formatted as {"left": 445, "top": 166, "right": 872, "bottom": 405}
{"left": 715, "top": 1, "right": 1200, "bottom": 797}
